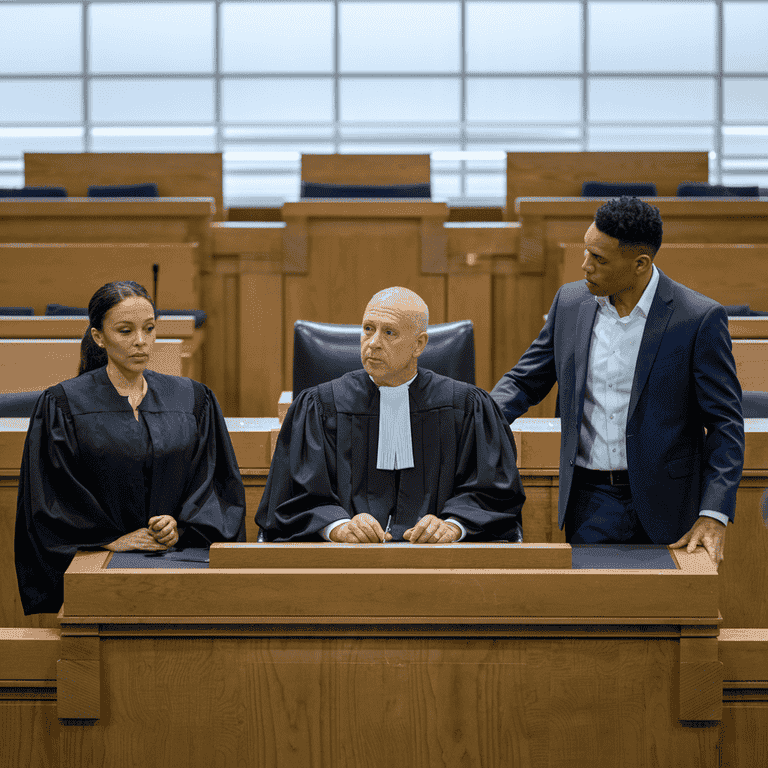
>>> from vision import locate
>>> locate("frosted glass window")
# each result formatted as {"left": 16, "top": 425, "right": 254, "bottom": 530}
{"left": 225, "top": 174, "right": 301, "bottom": 202}
{"left": 89, "top": 3, "right": 214, "bottom": 73}
{"left": 589, "top": 2, "right": 716, "bottom": 73}
{"left": 431, "top": 173, "right": 461, "bottom": 200}
{"left": 723, "top": 129, "right": 768, "bottom": 157}
{"left": 467, "top": 79, "right": 581, "bottom": 122}
{"left": 724, "top": 80, "right": 768, "bottom": 122}
{"left": 0, "top": 128, "right": 84, "bottom": 154}
{"left": 90, "top": 80, "right": 215, "bottom": 123}
{"left": 0, "top": 80, "right": 82, "bottom": 123}
{"left": 724, "top": 3, "right": 768, "bottom": 72}
{"left": 340, "top": 79, "right": 460, "bottom": 122}
{"left": 340, "top": 2, "right": 460, "bottom": 72}
{"left": 222, "top": 79, "right": 335, "bottom": 122}
{"left": 588, "top": 126, "right": 714, "bottom": 151}
{"left": 467, "top": 2, "right": 581, "bottom": 73}
{"left": 221, "top": 2, "right": 333, "bottom": 73}
{"left": 466, "top": 174, "right": 506, "bottom": 197}
{"left": 90, "top": 129, "right": 217, "bottom": 152}
{"left": 589, "top": 79, "right": 715, "bottom": 123}
{"left": 0, "top": 4, "right": 81, "bottom": 74}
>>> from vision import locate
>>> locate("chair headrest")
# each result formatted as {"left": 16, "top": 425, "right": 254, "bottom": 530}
{"left": 87, "top": 183, "right": 159, "bottom": 198}
{"left": 301, "top": 181, "right": 431, "bottom": 199}
{"left": 582, "top": 181, "right": 657, "bottom": 197}
{"left": 677, "top": 182, "right": 760, "bottom": 197}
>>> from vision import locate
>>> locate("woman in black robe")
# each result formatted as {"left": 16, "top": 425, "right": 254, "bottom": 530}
{"left": 15, "top": 281, "right": 246, "bottom": 615}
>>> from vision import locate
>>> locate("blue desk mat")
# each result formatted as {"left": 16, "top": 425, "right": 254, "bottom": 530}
{"left": 107, "top": 548, "right": 209, "bottom": 568}
{"left": 108, "top": 545, "right": 676, "bottom": 570}
{"left": 571, "top": 544, "right": 677, "bottom": 569}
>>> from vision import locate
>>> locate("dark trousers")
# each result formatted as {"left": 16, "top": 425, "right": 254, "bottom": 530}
{"left": 564, "top": 469, "right": 653, "bottom": 544}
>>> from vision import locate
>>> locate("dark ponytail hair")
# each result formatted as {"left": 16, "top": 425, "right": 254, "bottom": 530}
{"left": 78, "top": 281, "right": 156, "bottom": 376}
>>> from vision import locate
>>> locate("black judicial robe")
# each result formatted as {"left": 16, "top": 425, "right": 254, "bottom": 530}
{"left": 256, "top": 368, "right": 525, "bottom": 542}
{"left": 15, "top": 367, "right": 246, "bottom": 615}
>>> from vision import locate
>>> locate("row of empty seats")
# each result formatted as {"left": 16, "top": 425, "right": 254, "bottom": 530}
{"left": 0, "top": 305, "right": 206, "bottom": 327}
{"left": 0, "top": 183, "right": 159, "bottom": 198}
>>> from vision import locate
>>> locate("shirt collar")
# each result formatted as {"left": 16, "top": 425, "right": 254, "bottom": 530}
{"left": 368, "top": 371, "right": 418, "bottom": 389}
{"left": 595, "top": 263, "right": 659, "bottom": 319}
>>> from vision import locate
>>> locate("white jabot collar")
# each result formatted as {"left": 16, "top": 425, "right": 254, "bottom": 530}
{"left": 370, "top": 371, "right": 418, "bottom": 470}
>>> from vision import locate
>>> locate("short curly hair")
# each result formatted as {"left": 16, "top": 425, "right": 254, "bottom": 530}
{"left": 594, "top": 196, "right": 663, "bottom": 257}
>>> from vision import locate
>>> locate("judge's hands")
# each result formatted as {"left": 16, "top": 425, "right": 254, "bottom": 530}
{"left": 330, "top": 513, "right": 393, "bottom": 543}
{"left": 669, "top": 516, "right": 726, "bottom": 568}
{"left": 104, "top": 528, "right": 168, "bottom": 552}
{"left": 148, "top": 515, "right": 179, "bottom": 547}
{"left": 404, "top": 515, "right": 461, "bottom": 544}
{"left": 104, "top": 516, "right": 179, "bottom": 552}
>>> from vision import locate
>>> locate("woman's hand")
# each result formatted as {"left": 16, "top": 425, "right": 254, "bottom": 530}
{"left": 147, "top": 515, "right": 179, "bottom": 547}
{"left": 104, "top": 528, "right": 168, "bottom": 552}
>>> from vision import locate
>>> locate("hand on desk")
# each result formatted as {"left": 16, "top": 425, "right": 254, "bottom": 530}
{"left": 669, "top": 516, "right": 726, "bottom": 568}
{"left": 404, "top": 515, "right": 461, "bottom": 544}
{"left": 104, "top": 528, "right": 169, "bottom": 552}
{"left": 330, "top": 513, "right": 393, "bottom": 543}
{"left": 148, "top": 515, "right": 179, "bottom": 547}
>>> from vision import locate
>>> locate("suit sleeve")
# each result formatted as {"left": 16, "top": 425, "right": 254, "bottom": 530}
{"left": 441, "top": 388, "right": 526, "bottom": 541}
{"left": 176, "top": 384, "right": 247, "bottom": 544}
{"left": 692, "top": 305, "right": 745, "bottom": 520}
{"left": 491, "top": 287, "right": 561, "bottom": 423}
{"left": 255, "top": 389, "right": 349, "bottom": 541}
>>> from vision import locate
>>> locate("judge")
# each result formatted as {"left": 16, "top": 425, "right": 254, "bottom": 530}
{"left": 15, "top": 281, "right": 246, "bottom": 615}
{"left": 256, "top": 287, "right": 524, "bottom": 543}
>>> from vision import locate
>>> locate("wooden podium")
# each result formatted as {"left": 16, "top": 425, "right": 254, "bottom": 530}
{"left": 54, "top": 544, "right": 721, "bottom": 768}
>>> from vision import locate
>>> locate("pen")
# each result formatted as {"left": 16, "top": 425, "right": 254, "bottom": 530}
{"left": 384, "top": 514, "right": 392, "bottom": 543}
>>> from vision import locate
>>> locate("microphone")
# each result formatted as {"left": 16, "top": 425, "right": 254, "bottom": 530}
{"left": 152, "top": 263, "right": 159, "bottom": 306}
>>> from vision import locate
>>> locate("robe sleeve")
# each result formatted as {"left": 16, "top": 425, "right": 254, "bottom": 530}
{"left": 14, "top": 390, "right": 126, "bottom": 615}
{"left": 175, "top": 383, "right": 246, "bottom": 545}
{"left": 255, "top": 388, "right": 349, "bottom": 541}
{"left": 441, "top": 387, "right": 526, "bottom": 541}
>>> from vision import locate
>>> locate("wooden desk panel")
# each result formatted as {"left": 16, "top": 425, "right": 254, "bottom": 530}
{"left": 25, "top": 152, "right": 224, "bottom": 222}
{"left": 506, "top": 151, "right": 708, "bottom": 220}
{"left": 558, "top": 243, "right": 768, "bottom": 312}
{"left": 301, "top": 153, "right": 430, "bottom": 186}
{"left": 0, "top": 339, "right": 183, "bottom": 393}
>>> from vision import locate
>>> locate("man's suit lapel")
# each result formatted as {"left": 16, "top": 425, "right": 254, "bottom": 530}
{"left": 627, "top": 270, "right": 674, "bottom": 424}
{"left": 574, "top": 297, "right": 598, "bottom": 422}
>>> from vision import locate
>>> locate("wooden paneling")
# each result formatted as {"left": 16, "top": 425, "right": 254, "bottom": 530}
{"left": 559, "top": 243, "right": 768, "bottom": 312}
{"left": 0, "top": 243, "right": 198, "bottom": 315}
{"left": 733, "top": 341, "right": 768, "bottom": 391}
{"left": 506, "top": 151, "right": 709, "bottom": 219}
{"left": 25, "top": 152, "right": 224, "bottom": 221}
{"left": 0, "top": 339, "right": 183, "bottom": 393}
{"left": 301, "top": 154, "right": 430, "bottom": 185}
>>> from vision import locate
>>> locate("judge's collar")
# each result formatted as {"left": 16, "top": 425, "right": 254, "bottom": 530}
{"left": 368, "top": 371, "right": 418, "bottom": 390}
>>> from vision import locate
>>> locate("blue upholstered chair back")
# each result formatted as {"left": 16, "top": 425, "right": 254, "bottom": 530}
{"left": 292, "top": 319, "right": 475, "bottom": 399}
{"left": 581, "top": 181, "right": 657, "bottom": 197}
{"left": 0, "top": 186, "right": 67, "bottom": 198}
{"left": 0, "top": 391, "right": 43, "bottom": 417}
{"left": 87, "top": 183, "right": 159, "bottom": 198}
{"left": 742, "top": 392, "right": 768, "bottom": 419}
{"left": 0, "top": 307, "right": 34, "bottom": 315}
{"left": 677, "top": 182, "right": 760, "bottom": 197}
{"left": 300, "top": 181, "right": 431, "bottom": 199}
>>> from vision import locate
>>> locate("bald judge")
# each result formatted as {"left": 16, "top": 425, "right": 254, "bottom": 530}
{"left": 256, "top": 287, "right": 525, "bottom": 543}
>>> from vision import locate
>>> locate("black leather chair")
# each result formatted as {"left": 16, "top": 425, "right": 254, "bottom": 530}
{"left": 0, "top": 186, "right": 67, "bottom": 198}
{"left": 292, "top": 319, "right": 475, "bottom": 399}
{"left": 87, "top": 183, "right": 159, "bottom": 198}
{"left": 677, "top": 182, "right": 760, "bottom": 197}
{"left": 300, "top": 181, "right": 431, "bottom": 199}
{"left": 0, "top": 391, "right": 43, "bottom": 417}
{"left": 0, "top": 307, "right": 34, "bottom": 315}
{"left": 581, "top": 181, "right": 657, "bottom": 197}
{"left": 742, "top": 392, "right": 768, "bottom": 418}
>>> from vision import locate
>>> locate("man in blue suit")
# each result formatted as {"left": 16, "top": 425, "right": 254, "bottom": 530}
{"left": 491, "top": 197, "right": 744, "bottom": 566}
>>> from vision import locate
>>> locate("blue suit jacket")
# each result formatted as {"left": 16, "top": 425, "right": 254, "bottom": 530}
{"left": 491, "top": 268, "right": 745, "bottom": 543}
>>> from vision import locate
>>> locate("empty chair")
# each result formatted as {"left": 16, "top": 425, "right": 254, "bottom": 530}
{"left": 292, "top": 319, "right": 474, "bottom": 400}
{"left": 157, "top": 309, "right": 207, "bottom": 328}
{"left": 300, "top": 181, "right": 431, "bottom": 199}
{"left": 0, "top": 186, "right": 67, "bottom": 198}
{"left": 742, "top": 391, "right": 768, "bottom": 418}
{"left": 0, "top": 390, "right": 43, "bottom": 417}
{"left": 677, "top": 182, "right": 760, "bottom": 197}
{"left": 581, "top": 181, "right": 657, "bottom": 197}
{"left": 87, "top": 183, "right": 159, "bottom": 198}
{"left": 45, "top": 304, "right": 87, "bottom": 316}
{"left": 0, "top": 307, "right": 34, "bottom": 315}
